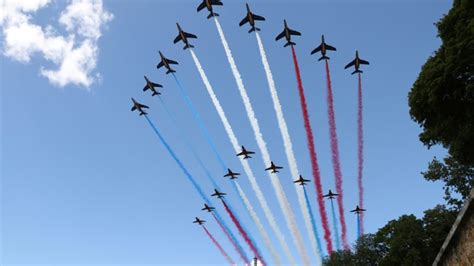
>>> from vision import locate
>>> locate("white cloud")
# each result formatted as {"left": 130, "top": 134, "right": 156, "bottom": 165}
{"left": 1, "top": 0, "right": 113, "bottom": 88}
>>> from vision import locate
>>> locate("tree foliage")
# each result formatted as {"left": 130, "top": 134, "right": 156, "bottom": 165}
{"left": 408, "top": 0, "right": 474, "bottom": 165}
{"left": 323, "top": 206, "right": 457, "bottom": 265}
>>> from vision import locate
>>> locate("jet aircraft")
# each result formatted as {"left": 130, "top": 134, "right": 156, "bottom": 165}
{"left": 211, "top": 189, "right": 226, "bottom": 199}
{"left": 197, "top": 0, "right": 223, "bottom": 19}
{"left": 130, "top": 98, "right": 149, "bottom": 116}
{"left": 275, "top": 20, "right": 301, "bottom": 47}
{"left": 310, "top": 35, "right": 337, "bottom": 61}
{"left": 265, "top": 161, "right": 283, "bottom": 173}
{"left": 224, "top": 169, "right": 240, "bottom": 179}
{"left": 293, "top": 175, "right": 311, "bottom": 186}
{"left": 239, "top": 3, "right": 265, "bottom": 33}
{"left": 236, "top": 146, "right": 255, "bottom": 159}
{"left": 143, "top": 75, "right": 163, "bottom": 96}
{"left": 201, "top": 204, "right": 215, "bottom": 212}
{"left": 350, "top": 205, "right": 366, "bottom": 214}
{"left": 193, "top": 217, "right": 205, "bottom": 225}
{"left": 344, "top": 50, "right": 369, "bottom": 74}
{"left": 323, "top": 190, "right": 339, "bottom": 200}
{"left": 157, "top": 51, "right": 178, "bottom": 74}
{"left": 174, "top": 23, "right": 197, "bottom": 50}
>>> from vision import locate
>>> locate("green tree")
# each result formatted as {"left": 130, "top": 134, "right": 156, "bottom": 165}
{"left": 408, "top": 0, "right": 474, "bottom": 165}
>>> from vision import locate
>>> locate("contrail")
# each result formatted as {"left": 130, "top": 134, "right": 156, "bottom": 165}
{"left": 255, "top": 31, "right": 322, "bottom": 263}
{"left": 168, "top": 74, "right": 266, "bottom": 263}
{"left": 356, "top": 215, "right": 361, "bottom": 239}
{"left": 357, "top": 73, "right": 365, "bottom": 235}
{"left": 212, "top": 213, "right": 247, "bottom": 263}
{"left": 222, "top": 200, "right": 266, "bottom": 266}
{"left": 324, "top": 60, "right": 349, "bottom": 249}
{"left": 214, "top": 18, "right": 310, "bottom": 266}
{"left": 290, "top": 45, "right": 333, "bottom": 254}
{"left": 190, "top": 49, "right": 295, "bottom": 265}
{"left": 329, "top": 199, "right": 341, "bottom": 250}
{"left": 142, "top": 115, "right": 249, "bottom": 263}
{"left": 202, "top": 225, "right": 235, "bottom": 265}
{"left": 302, "top": 185, "right": 324, "bottom": 257}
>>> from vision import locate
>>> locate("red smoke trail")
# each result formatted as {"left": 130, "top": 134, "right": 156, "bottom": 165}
{"left": 212, "top": 213, "right": 248, "bottom": 263}
{"left": 222, "top": 200, "right": 265, "bottom": 266}
{"left": 202, "top": 225, "right": 235, "bottom": 265}
{"left": 291, "top": 46, "right": 333, "bottom": 254}
{"left": 325, "top": 60, "right": 349, "bottom": 249}
{"left": 357, "top": 73, "right": 365, "bottom": 235}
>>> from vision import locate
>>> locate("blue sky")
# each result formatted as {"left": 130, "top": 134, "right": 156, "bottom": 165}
{"left": 1, "top": 0, "right": 452, "bottom": 265}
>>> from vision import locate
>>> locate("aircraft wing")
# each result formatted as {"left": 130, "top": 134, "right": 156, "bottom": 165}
{"left": 239, "top": 16, "right": 249, "bottom": 26}
{"left": 157, "top": 61, "right": 164, "bottom": 69}
{"left": 311, "top": 45, "right": 322, "bottom": 55}
{"left": 173, "top": 35, "right": 182, "bottom": 44}
{"left": 166, "top": 59, "right": 178, "bottom": 65}
{"left": 236, "top": 151, "right": 245, "bottom": 156}
{"left": 359, "top": 59, "right": 370, "bottom": 65}
{"left": 344, "top": 59, "right": 356, "bottom": 69}
{"left": 289, "top": 29, "right": 301, "bottom": 36}
{"left": 197, "top": 1, "right": 206, "bottom": 11}
{"left": 326, "top": 44, "right": 337, "bottom": 51}
{"left": 152, "top": 82, "right": 162, "bottom": 88}
{"left": 185, "top": 32, "right": 197, "bottom": 39}
{"left": 252, "top": 14, "right": 265, "bottom": 21}
{"left": 275, "top": 30, "right": 285, "bottom": 41}
{"left": 139, "top": 103, "right": 149, "bottom": 109}
{"left": 143, "top": 84, "right": 149, "bottom": 91}
{"left": 131, "top": 106, "right": 137, "bottom": 111}
{"left": 211, "top": 0, "right": 223, "bottom": 5}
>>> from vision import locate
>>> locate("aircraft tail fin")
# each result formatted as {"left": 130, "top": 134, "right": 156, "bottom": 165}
{"left": 139, "top": 112, "right": 148, "bottom": 116}
{"left": 284, "top": 41, "right": 296, "bottom": 47}
{"left": 166, "top": 69, "right": 176, "bottom": 74}
{"left": 352, "top": 69, "right": 363, "bottom": 75}
{"left": 318, "top": 55, "right": 330, "bottom": 61}
{"left": 248, "top": 27, "right": 260, "bottom": 33}
{"left": 152, "top": 92, "right": 159, "bottom": 96}
{"left": 183, "top": 44, "right": 195, "bottom": 50}
{"left": 207, "top": 12, "right": 219, "bottom": 19}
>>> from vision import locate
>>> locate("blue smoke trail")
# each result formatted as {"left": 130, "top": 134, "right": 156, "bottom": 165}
{"left": 171, "top": 73, "right": 227, "bottom": 171}
{"left": 302, "top": 185, "right": 324, "bottom": 256}
{"left": 357, "top": 214, "right": 361, "bottom": 239}
{"left": 143, "top": 115, "right": 249, "bottom": 261}
{"left": 158, "top": 97, "right": 261, "bottom": 260}
{"left": 330, "top": 200, "right": 342, "bottom": 250}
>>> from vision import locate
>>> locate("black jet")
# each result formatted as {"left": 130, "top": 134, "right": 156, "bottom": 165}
{"left": 323, "top": 189, "right": 339, "bottom": 200}
{"left": 197, "top": 0, "right": 223, "bottom": 19}
{"left": 211, "top": 189, "right": 226, "bottom": 199}
{"left": 130, "top": 98, "right": 149, "bottom": 116}
{"left": 265, "top": 161, "right": 283, "bottom": 173}
{"left": 201, "top": 203, "right": 215, "bottom": 212}
{"left": 350, "top": 205, "right": 366, "bottom": 215}
{"left": 157, "top": 51, "right": 178, "bottom": 74}
{"left": 236, "top": 145, "right": 255, "bottom": 159}
{"left": 239, "top": 3, "right": 265, "bottom": 33}
{"left": 275, "top": 19, "right": 301, "bottom": 47}
{"left": 293, "top": 175, "right": 311, "bottom": 186}
{"left": 311, "top": 35, "right": 337, "bottom": 61}
{"left": 174, "top": 23, "right": 197, "bottom": 50}
{"left": 224, "top": 168, "right": 240, "bottom": 179}
{"left": 344, "top": 50, "right": 369, "bottom": 75}
{"left": 193, "top": 217, "right": 205, "bottom": 225}
{"left": 143, "top": 75, "right": 163, "bottom": 96}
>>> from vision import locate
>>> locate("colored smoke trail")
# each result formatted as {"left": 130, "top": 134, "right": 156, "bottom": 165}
{"left": 214, "top": 18, "right": 310, "bottom": 265}
{"left": 171, "top": 73, "right": 227, "bottom": 170}
{"left": 324, "top": 60, "right": 349, "bottom": 249}
{"left": 143, "top": 115, "right": 248, "bottom": 263}
{"left": 222, "top": 200, "right": 266, "bottom": 266}
{"left": 202, "top": 225, "right": 235, "bottom": 265}
{"left": 255, "top": 32, "right": 322, "bottom": 263}
{"left": 290, "top": 45, "right": 333, "bottom": 254}
{"left": 330, "top": 200, "right": 341, "bottom": 250}
{"left": 212, "top": 213, "right": 247, "bottom": 263}
{"left": 356, "top": 215, "right": 361, "bottom": 239}
{"left": 190, "top": 49, "right": 291, "bottom": 265}
{"left": 168, "top": 74, "right": 263, "bottom": 261}
{"left": 302, "top": 185, "right": 324, "bottom": 257}
{"left": 357, "top": 73, "right": 365, "bottom": 235}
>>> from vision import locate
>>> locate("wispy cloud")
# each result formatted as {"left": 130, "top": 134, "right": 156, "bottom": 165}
{"left": 1, "top": 0, "right": 113, "bottom": 88}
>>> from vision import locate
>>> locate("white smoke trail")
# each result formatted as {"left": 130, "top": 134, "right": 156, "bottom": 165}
{"left": 255, "top": 32, "right": 322, "bottom": 264}
{"left": 190, "top": 49, "right": 288, "bottom": 265}
{"left": 213, "top": 18, "right": 310, "bottom": 266}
